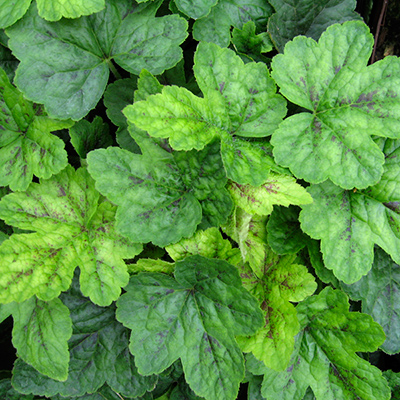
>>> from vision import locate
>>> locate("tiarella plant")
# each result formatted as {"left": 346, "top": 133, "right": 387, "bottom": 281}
{"left": 0, "top": 0, "right": 399, "bottom": 399}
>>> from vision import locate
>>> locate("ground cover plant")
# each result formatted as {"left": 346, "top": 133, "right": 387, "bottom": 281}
{"left": 0, "top": 0, "right": 400, "bottom": 399}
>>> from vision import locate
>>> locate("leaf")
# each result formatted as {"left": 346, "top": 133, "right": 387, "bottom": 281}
{"left": 87, "top": 140, "right": 232, "bottom": 247}
{"left": 271, "top": 20, "right": 400, "bottom": 189}
{"left": 0, "top": 379, "right": 34, "bottom": 400}
{"left": 36, "top": 0, "right": 105, "bottom": 21}
{"left": 299, "top": 181, "right": 400, "bottom": 283}
{"left": 249, "top": 287, "right": 390, "bottom": 400}
{"left": 127, "top": 259, "right": 175, "bottom": 275}
{"left": 7, "top": 0, "right": 188, "bottom": 120}
{"left": 116, "top": 255, "right": 264, "bottom": 400}
{"left": 192, "top": 0, "right": 273, "bottom": 47}
{"left": 11, "top": 297, "right": 72, "bottom": 381}
{"left": 267, "top": 205, "right": 309, "bottom": 255}
{"left": 0, "top": 0, "right": 31, "bottom": 29}
{"left": 0, "top": 67, "right": 72, "bottom": 191}
{"left": 12, "top": 272, "right": 157, "bottom": 398}
{"left": 383, "top": 370, "right": 400, "bottom": 398}
{"left": 174, "top": 0, "right": 218, "bottom": 19}
{"left": 69, "top": 116, "right": 112, "bottom": 159}
{"left": 0, "top": 166, "right": 142, "bottom": 305}
{"left": 237, "top": 254, "right": 316, "bottom": 370}
{"left": 166, "top": 227, "right": 242, "bottom": 266}
{"left": 340, "top": 247, "right": 400, "bottom": 354}
{"left": 0, "top": 43, "right": 18, "bottom": 81}
{"left": 125, "top": 41, "right": 286, "bottom": 185}
{"left": 268, "top": 0, "right": 360, "bottom": 52}
{"left": 228, "top": 172, "right": 313, "bottom": 216}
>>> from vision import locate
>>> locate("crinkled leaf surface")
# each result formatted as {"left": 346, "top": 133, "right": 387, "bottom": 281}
{"left": 383, "top": 370, "right": 400, "bottom": 397}
{"left": 271, "top": 21, "right": 400, "bottom": 189}
{"left": 0, "top": 68, "right": 72, "bottom": 191}
{"left": 341, "top": 247, "right": 400, "bottom": 354}
{"left": 299, "top": 181, "right": 400, "bottom": 283}
{"left": 248, "top": 287, "right": 390, "bottom": 400}
{"left": 7, "top": 0, "right": 187, "bottom": 120}
{"left": 267, "top": 205, "right": 309, "bottom": 255}
{"left": 174, "top": 0, "right": 217, "bottom": 19}
{"left": 0, "top": 0, "right": 31, "bottom": 29}
{"left": 125, "top": 41, "right": 286, "bottom": 185}
{"left": 192, "top": 0, "right": 273, "bottom": 47}
{"left": 36, "top": 0, "right": 105, "bottom": 21}
{"left": 237, "top": 253, "right": 316, "bottom": 370}
{"left": 87, "top": 140, "right": 232, "bottom": 247}
{"left": 0, "top": 166, "right": 142, "bottom": 305}
{"left": 0, "top": 379, "right": 34, "bottom": 400}
{"left": 10, "top": 297, "right": 72, "bottom": 381}
{"left": 268, "top": 0, "right": 360, "bottom": 52}
{"left": 116, "top": 255, "right": 264, "bottom": 400}
{"left": 228, "top": 172, "right": 312, "bottom": 216}
{"left": 12, "top": 272, "right": 157, "bottom": 398}
{"left": 69, "top": 116, "right": 112, "bottom": 159}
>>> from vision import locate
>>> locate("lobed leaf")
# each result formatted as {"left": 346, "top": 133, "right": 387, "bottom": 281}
{"left": 36, "top": 0, "right": 105, "bottom": 21}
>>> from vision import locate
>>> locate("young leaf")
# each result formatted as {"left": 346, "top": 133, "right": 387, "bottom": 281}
{"left": 36, "top": 0, "right": 105, "bottom": 21}
{"left": 227, "top": 172, "right": 313, "bottom": 216}
{"left": 249, "top": 287, "right": 390, "bottom": 400}
{"left": 12, "top": 272, "right": 157, "bottom": 398}
{"left": 7, "top": 0, "right": 188, "bottom": 120}
{"left": 237, "top": 254, "right": 316, "bottom": 371}
{"left": 0, "top": 0, "right": 31, "bottom": 29}
{"left": 299, "top": 181, "right": 400, "bottom": 283}
{"left": 116, "top": 255, "right": 264, "bottom": 400}
{"left": 0, "top": 67, "right": 72, "bottom": 191}
{"left": 87, "top": 140, "right": 232, "bottom": 247}
{"left": 341, "top": 247, "right": 400, "bottom": 354}
{"left": 0, "top": 166, "right": 142, "bottom": 306}
{"left": 192, "top": 0, "right": 273, "bottom": 47}
{"left": 268, "top": 0, "right": 360, "bottom": 52}
{"left": 271, "top": 20, "right": 400, "bottom": 189}
{"left": 11, "top": 297, "right": 72, "bottom": 381}
{"left": 125, "top": 41, "right": 286, "bottom": 185}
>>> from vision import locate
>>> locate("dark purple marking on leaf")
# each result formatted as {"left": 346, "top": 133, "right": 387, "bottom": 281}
{"left": 129, "top": 176, "right": 144, "bottom": 185}
{"left": 350, "top": 91, "right": 378, "bottom": 110}
{"left": 334, "top": 66, "right": 341, "bottom": 74}
{"left": 249, "top": 88, "right": 258, "bottom": 94}
{"left": 384, "top": 201, "right": 400, "bottom": 213}
{"left": 219, "top": 82, "right": 225, "bottom": 93}
{"left": 58, "top": 186, "right": 66, "bottom": 197}
{"left": 263, "top": 183, "right": 278, "bottom": 194}
{"left": 97, "top": 226, "right": 106, "bottom": 232}
{"left": 165, "top": 289, "right": 174, "bottom": 295}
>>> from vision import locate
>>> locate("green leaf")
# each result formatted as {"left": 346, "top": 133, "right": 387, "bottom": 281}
{"left": 383, "top": 370, "right": 400, "bottom": 398}
{"left": 271, "top": 21, "right": 400, "bottom": 189}
{"left": 174, "top": 0, "right": 218, "bottom": 19}
{"left": 116, "top": 255, "right": 264, "bottom": 400}
{"left": 12, "top": 272, "right": 157, "bottom": 398}
{"left": 0, "top": 166, "right": 142, "bottom": 305}
{"left": 11, "top": 297, "right": 72, "bottom": 381}
{"left": 340, "top": 247, "right": 400, "bottom": 354}
{"left": 237, "top": 254, "right": 316, "bottom": 370}
{"left": 166, "top": 227, "right": 242, "bottom": 265}
{"left": 0, "top": 379, "right": 34, "bottom": 400}
{"left": 87, "top": 140, "right": 232, "bottom": 247}
{"left": 249, "top": 287, "right": 390, "bottom": 400}
{"left": 267, "top": 205, "right": 309, "bottom": 255}
{"left": 127, "top": 259, "right": 175, "bottom": 275}
{"left": 192, "top": 0, "right": 273, "bottom": 47}
{"left": 126, "top": 41, "right": 286, "bottom": 185}
{"left": 228, "top": 172, "right": 313, "bottom": 216}
{"left": 69, "top": 116, "right": 112, "bottom": 159}
{"left": 0, "top": 67, "right": 72, "bottom": 191}
{"left": 0, "top": 0, "right": 31, "bottom": 29}
{"left": 7, "top": 0, "right": 188, "bottom": 120}
{"left": 36, "top": 0, "right": 105, "bottom": 21}
{"left": 299, "top": 181, "right": 400, "bottom": 283}
{"left": 268, "top": 0, "right": 360, "bottom": 52}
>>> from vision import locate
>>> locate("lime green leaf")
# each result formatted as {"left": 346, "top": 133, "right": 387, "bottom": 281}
{"left": 7, "top": 0, "right": 187, "bottom": 120}
{"left": 12, "top": 273, "right": 157, "bottom": 398}
{"left": 237, "top": 254, "right": 316, "bottom": 370}
{"left": 228, "top": 172, "right": 313, "bottom": 216}
{"left": 0, "top": 0, "right": 31, "bottom": 29}
{"left": 268, "top": 0, "right": 360, "bottom": 52}
{"left": 174, "top": 0, "right": 217, "bottom": 19}
{"left": 116, "top": 255, "right": 264, "bottom": 400}
{"left": 69, "top": 116, "right": 112, "bottom": 159}
{"left": 127, "top": 258, "right": 175, "bottom": 275}
{"left": 0, "top": 68, "right": 72, "bottom": 191}
{"left": 341, "top": 247, "right": 400, "bottom": 354}
{"left": 126, "top": 42, "right": 286, "bottom": 185}
{"left": 166, "top": 227, "right": 241, "bottom": 265}
{"left": 251, "top": 287, "right": 390, "bottom": 400}
{"left": 36, "top": 0, "right": 105, "bottom": 21}
{"left": 267, "top": 205, "right": 309, "bottom": 255}
{"left": 11, "top": 297, "right": 72, "bottom": 381}
{"left": 271, "top": 21, "right": 400, "bottom": 189}
{"left": 300, "top": 181, "right": 400, "bottom": 283}
{"left": 0, "top": 166, "right": 142, "bottom": 305}
{"left": 192, "top": 0, "right": 273, "bottom": 47}
{"left": 87, "top": 140, "right": 232, "bottom": 247}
